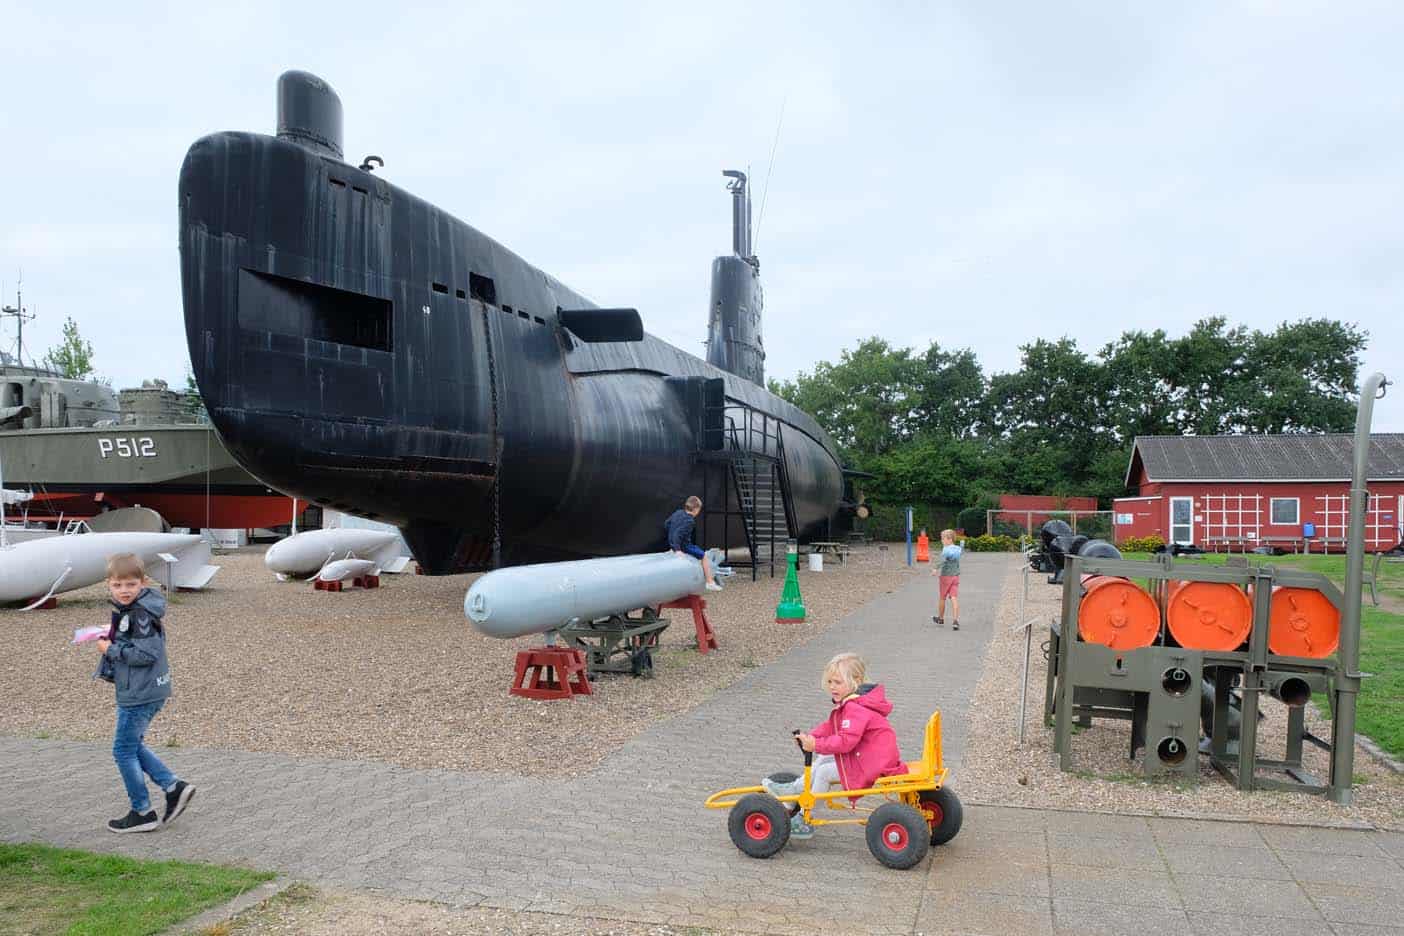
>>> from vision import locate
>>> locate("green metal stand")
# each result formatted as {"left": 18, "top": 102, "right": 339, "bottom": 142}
{"left": 776, "top": 548, "right": 806, "bottom": 622}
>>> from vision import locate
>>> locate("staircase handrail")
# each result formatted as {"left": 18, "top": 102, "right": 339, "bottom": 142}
{"left": 773, "top": 423, "right": 798, "bottom": 540}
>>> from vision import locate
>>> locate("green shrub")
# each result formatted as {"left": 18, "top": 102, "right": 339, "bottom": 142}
{"left": 1121, "top": 534, "right": 1165, "bottom": 553}
{"left": 955, "top": 506, "right": 987, "bottom": 536}
{"left": 963, "top": 533, "right": 1019, "bottom": 552}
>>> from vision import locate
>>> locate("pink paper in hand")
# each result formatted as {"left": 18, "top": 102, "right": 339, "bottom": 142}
{"left": 73, "top": 626, "right": 107, "bottom": 645}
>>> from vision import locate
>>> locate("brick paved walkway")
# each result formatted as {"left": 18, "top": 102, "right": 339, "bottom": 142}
{"left": 4, "top": 555, "right": 1401, "bottom": 935}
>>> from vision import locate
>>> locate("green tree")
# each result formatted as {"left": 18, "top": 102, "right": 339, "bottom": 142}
{"left": 1166, "top": 317, "right": 1252, "bottom": 434}
{"left": 183, "top": 366, "right": 208, "bottom": 422}
{"left": 1237, "top": 319, "right": 1364, "bottom": 433}
{"left": 982, "top": 338, "right": 1113, "bottom": 492}
{"left": 909, "top": 343, "right": 985, "bottom": 439}
{"left": 770, "top": 337, "right": 922, "bottom": 455}
{"left": 42, "top": 317, "right": 97, "bottom": 380}
{"left": 1097, "top": 329, "right": 1180, "bottom": 442}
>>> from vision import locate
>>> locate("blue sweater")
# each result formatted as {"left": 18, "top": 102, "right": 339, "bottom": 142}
{"left": 664, "top": 509, "right": 696, "bottom": 552}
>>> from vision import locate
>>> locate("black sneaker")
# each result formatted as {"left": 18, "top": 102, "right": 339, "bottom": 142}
{"left": 163, "top": 781, "right": 196, "bottom": 826}
{"left": 107, "top": 809, "right": 161, "bottom": 833}
{"left": 932, "top": 616, "right": 943, "bottom": 626}
{"left": 953, "top": 620, "right": 960, "bottom": 631}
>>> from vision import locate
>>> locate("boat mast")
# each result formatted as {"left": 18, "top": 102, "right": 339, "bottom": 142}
{"left": 1, "top": 278, "right": 35, "bottom": 367}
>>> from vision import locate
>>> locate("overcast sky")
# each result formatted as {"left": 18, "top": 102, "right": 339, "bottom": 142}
{"left": 3, "top": 1, "right": 1400, "bottom": 430}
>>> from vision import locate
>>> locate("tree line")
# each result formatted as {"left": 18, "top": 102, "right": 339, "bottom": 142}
{"left": 769, "top": 318, "right": 1367, "bottom": 533}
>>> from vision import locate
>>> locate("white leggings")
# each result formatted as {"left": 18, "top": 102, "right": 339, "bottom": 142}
{"left": 810, "top": 754, "right": 840, "bottom": 792}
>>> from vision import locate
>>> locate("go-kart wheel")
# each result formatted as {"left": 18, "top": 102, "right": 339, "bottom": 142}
{"left": 919, "top": 786, "right": 964, "bottom": 846}
{"left": 728, "top": 793, "right": 791, "bottom": 858}
{"left": 866, "top": 802, "right": 930, "bottom": 869}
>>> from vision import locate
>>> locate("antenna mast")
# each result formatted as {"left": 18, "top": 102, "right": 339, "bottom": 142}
{"left": 1, "top": 277, "right": 35, "bottom": 367}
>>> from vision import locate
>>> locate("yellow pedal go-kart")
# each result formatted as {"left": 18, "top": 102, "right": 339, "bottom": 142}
{"left": 705, "top": 711, "right": 963, "bottom": 869}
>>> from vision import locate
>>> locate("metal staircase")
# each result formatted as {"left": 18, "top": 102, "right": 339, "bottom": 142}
{"left": 698, "top": 403, "right": 797, "bottom": 579}
{"left": 731, "top": 448, "right": 787, "bottom": 567}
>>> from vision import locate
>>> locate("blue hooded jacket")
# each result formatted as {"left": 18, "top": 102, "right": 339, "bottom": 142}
{"left": 97, "top": 588, "right": 172, "bottom": 707}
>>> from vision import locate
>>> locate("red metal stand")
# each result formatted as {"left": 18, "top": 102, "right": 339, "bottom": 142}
{"left": 353, "top": 574, "right": 380, "bottom": 589}
{"left": 510, "top": 648, "right": 592, "bottom": 700}
{"left": 312, "top": 579, "right": 344, "bottom": 592}
{"left": 22, "top": 596, "right": 59, "bottom": 610}
{"left": 659, "top": 595, "right": 719, "bottom": 654}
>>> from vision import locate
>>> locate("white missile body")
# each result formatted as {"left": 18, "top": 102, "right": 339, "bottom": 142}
{"left": 265, "top": 529, "right": 411, "bottom": 577}
{"left": 316, "top": 558, "right": 379, "bottom": 583}
{"left": 0, "top": 532, "right": 220, "bottom": 605}
{"left": 465, "top": 551, "right": 706, "bottom": 639}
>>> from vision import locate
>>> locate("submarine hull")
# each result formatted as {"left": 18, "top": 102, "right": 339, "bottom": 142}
{"left": 180, "top": 130, "right": 848, "bottom": 573}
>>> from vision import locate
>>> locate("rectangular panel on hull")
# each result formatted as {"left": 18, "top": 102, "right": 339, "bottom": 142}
{"left": 238, "top": 269, "right": 393, "bottom": 351}
{"left": 236, "top": 269, "right": 393, "bottom": 420}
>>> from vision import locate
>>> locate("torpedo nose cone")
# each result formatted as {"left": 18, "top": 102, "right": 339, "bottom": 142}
{"left": 465, "top": 588, "right": 489, "bottom": 623}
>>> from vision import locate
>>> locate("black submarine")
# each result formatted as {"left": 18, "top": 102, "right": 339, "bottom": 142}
{"left": 180, "top": 71, "right": 853, "bottom": 573}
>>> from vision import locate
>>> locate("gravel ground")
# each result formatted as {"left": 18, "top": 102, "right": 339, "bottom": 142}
{"left": 958, "top": 560, "right": 1404, "bottom": 829}
{"left": 219, "top": 884, "right": 734, "bottom": 936}
{"left": 1, "top": 545, "right": 916, "bottom": 776}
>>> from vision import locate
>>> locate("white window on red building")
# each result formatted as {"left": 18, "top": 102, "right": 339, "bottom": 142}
{"left": 1270, "top": 497, "right": 1299, "bottom": 526}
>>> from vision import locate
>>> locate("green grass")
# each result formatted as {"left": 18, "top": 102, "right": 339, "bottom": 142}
{"left": 1358, "top": 606, "right": 1403, "bottom": 759}
{"left": 1115, "top": 551, "right": 1403, "bottom": 760}
{"left": 0, "top": 843, "right": 272, "bottom": 936}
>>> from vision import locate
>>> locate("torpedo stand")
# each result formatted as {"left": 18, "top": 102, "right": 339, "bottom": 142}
{"left": 658, "top": 595, "right": 719, "bottom": 654}
{"left": 510, "top": 642, "right": 593, "bottom": 701}
{"left": 508, "top": 600, "right": 718, "bottom": 699}
{"left": 312, "top": 574, "right": 380, "bottom": 592}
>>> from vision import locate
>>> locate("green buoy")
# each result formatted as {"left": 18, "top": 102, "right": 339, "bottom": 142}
{"left": 775, "top": 544, "right": 806, "bottom": 623}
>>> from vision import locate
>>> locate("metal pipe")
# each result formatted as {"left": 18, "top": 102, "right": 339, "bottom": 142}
{"left": 1269, "top": 676, "right": 1312, "bottom": 707}
{"left": 1018, "top": 564, "right": 1032, "bottom": 743}
{"left": 1332, "top": 371, "right": 1387, "bottom": 804}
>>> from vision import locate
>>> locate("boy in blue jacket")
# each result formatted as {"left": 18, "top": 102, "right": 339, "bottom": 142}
{"left": 664, "top": 495, "right": 723, "bottom": 591}
{"left": 95, "top": 553, "right": 196, "bottom": 833}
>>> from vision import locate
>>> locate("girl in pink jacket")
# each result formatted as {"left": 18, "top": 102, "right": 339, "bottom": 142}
{"left": 766, "top": 652, "right": 905, "bottom": 839}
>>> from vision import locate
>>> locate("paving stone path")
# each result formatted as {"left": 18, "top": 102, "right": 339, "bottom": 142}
{"left": 4, "top": 554, "right": 1401, "bottom": 934}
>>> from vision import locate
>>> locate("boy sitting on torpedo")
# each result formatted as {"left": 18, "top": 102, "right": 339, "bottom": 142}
{"left": 665, "top": 495, "right": 723, "bottom": 591}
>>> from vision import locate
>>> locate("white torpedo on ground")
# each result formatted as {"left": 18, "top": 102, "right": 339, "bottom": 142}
{"left": 265, "top": 528, "right": 412, "bottom": 579}
{"left": 315, "top": 557, "right": 381, "bottom": 584}
{"left": 0, "top": 532, "right": 220, "bottom": 608}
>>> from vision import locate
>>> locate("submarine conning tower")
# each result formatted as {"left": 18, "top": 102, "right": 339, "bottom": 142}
{"left": 704, "top": 170, "right": 765, "bottom": 386}
{"left": 276, "top": 70, "right": 344, "bottom": 160}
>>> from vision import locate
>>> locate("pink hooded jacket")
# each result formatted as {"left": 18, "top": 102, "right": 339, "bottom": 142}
{"left": 810, "top": 683, "right": 905, "bottom": 791}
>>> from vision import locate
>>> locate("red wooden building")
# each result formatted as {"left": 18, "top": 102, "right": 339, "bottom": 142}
{"left": 1113, "top": 434, "right": 1404, "bottom": 552}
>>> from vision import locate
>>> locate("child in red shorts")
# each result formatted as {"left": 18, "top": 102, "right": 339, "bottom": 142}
{"left": 932, "top": 528, "right": 961, "bottom": 630}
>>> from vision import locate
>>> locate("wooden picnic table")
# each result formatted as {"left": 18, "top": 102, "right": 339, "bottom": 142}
{"left": 808, "top": 541, "right": 849, "bottom": 564}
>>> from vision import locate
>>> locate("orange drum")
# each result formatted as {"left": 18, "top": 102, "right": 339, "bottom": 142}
{"left": 1078, "top": 576, "right": 1161, "bottom": 650}
{"left": 1268, "top": 587, "right": 1340, "bottom": 659}
{"left": 1165, "top": 581, "right": 1253, "bottom": 652}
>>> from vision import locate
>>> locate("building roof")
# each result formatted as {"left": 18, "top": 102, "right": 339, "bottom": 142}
{"left": 1126, "top": 433, "right": 1404, "bottom": 486}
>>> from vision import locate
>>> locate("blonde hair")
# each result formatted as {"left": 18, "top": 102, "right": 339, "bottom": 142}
{"left": 106, "top": 553, "right": 146, "bottom": 580}
{"left": 684, "top": 495, "right": 702, "bottom": 511}
{"left": 823, "top": 652, "right": 867, "bottom": 693}
{"left": 940, "top": 528, "right": 956, "bottom": 542}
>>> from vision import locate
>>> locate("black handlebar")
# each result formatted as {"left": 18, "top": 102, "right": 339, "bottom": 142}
{"left": 792, "top": 729, "right": 813, "bottom": 767}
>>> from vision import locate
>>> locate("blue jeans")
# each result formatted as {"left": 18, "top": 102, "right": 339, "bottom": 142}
{"left": 113, "top": 700, "right": 177, "bottom": 813}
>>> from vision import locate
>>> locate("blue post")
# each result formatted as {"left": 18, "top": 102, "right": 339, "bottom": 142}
{"left": 906, "top": 506, "right": 914, "bottom": 567}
